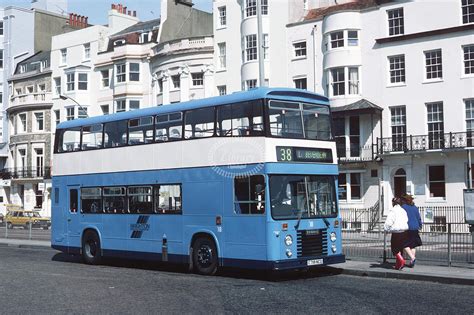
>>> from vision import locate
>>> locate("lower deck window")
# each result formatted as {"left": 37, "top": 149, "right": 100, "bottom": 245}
{"left": 79, "top": 184, "right": 182, "bottom": 215}
{"left": 81, "top": 187, "right": 102, "bottom": 213}
{"left": 128, "top": 186, "right": 153, "bottom": 214}
{"left": 103, "top": 187, "right": 126, "bottom": 213}
{"left": 155, "top": 185, "right": 182, "bottom": 214}
{"left": 234, "top": 175, "right": 265, "bottom": 214}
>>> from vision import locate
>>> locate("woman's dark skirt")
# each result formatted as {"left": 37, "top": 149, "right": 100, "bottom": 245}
{"left": 403, "top": 230, "right": 423, "bottom": 249}
{"left": 390, "top": 232, "right": 406, "bottom": 255}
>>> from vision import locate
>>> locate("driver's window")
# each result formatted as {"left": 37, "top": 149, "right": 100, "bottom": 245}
{"left": 69, "top": 189, "right": 78, "bottom": 213}
{"left": 234, "top": 175, "right": 265, "bottom": 214}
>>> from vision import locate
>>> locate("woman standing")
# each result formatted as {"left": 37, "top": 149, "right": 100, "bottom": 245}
{"left": 384, "top": 197, "right": 409, "bottom": 270}
{"left": 401, "top": 194, "right": 423, "bottom": 268}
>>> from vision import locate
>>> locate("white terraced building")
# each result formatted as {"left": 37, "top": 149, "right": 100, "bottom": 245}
{"left": 212, "top": 0, "right": 474, "bottom": 224}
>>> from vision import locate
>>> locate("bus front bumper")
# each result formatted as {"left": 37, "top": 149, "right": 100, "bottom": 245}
{"left": 271, "top": 254, "right": 345, "bottom": 271}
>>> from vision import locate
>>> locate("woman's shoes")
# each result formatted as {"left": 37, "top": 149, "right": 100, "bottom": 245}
{"left": 406, "top": 259, "right": 416, "bottom": 268}
{"left": 394, "top": 253, "right": 406, "bottom": 270}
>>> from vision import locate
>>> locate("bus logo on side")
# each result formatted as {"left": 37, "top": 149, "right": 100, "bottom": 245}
{"left": 130, "top": 216, "right": 150, "bottom": 238}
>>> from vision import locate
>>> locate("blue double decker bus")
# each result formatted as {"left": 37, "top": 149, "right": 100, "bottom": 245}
{"left": 51, "top": 87, "right": 345, "bottom": 275}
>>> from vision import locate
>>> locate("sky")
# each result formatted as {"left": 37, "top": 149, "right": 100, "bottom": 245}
{"left": 0, "top": 0, "right": 213, "bottom": 25}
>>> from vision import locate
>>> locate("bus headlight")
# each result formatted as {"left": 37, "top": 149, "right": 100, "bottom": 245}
{"left": 330, "top": 232, "right": 337, "bottom": 242}
{"left": 284, "top": 235, "right": 293, "bottom": 246}
{"left": 286, "top": 249, "right": 293, "bottom": 258}
{"left": 331, "top": 244, "right": 337, "bottom": 253}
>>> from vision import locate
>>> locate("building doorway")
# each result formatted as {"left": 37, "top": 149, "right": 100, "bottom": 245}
{"left": 394, "top": 168, "right": 406, "bottom": 198}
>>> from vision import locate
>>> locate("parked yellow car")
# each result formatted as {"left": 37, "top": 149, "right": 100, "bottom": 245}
{"left": 5, "top": 210, "right": 51, "bottom": 230}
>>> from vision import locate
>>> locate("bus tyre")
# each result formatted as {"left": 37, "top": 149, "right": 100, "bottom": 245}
{"left": 7, "top": 222, "right": 12, "bottom": 229}
{"left": 82, "top": 231, "right": 102, "bottom": 265}
{"left": 192, "top": 237, "right": 218, "bottom": 276}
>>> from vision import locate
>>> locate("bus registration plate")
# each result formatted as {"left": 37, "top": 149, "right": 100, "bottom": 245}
{"left": 307, "top": 259, "right": 323, "bottom": 266}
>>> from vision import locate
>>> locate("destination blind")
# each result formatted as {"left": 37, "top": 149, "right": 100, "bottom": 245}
{"left": 276, "top": 146, "right": 333, "bottom": 163}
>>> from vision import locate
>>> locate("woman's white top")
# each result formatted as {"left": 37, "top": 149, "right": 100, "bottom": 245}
{"left": 384, "top": 204, "right": 409, "bottom": 233}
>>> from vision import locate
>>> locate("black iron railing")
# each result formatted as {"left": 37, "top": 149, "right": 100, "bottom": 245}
{"left": 377, "top": 131, "right": 473, "bottom": 154}
{"left": 0, "top": 167, "right": 51, "bottom": 180}
{"left": 336, "top": 144, "right": 377, "bottom": 162}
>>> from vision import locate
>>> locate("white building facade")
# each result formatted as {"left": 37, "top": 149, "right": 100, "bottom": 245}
{"left": 50, "top": 4, "right": 139, "bottom": 128}
{"left": 214, "top": 0, "right": 474, "bottom": 215}
{"left": 151, "top": 0, "right": 214, "bottom": 105}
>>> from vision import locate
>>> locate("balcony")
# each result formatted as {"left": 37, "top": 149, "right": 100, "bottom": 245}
{"left": 377, "top": 132, "right": 472, "bottom": 154}
{"left": 337, "top": 144, "right": 376, "bottom": 163}
{"left": 9, "top": 93, "right": 52, "bottom": 110}
{"left": 0, "top": 167, "right": 51, "bottom": 180}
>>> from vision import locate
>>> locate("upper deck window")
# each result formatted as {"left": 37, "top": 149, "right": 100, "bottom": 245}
{"left": 82, "top": 124, "right": 103, "bottom": 150}
{"left": 128, "top": 117, "right": 153, "bottom": 145}
{"left": 156, "top": 112, "right": 183, "bottom": 142}
{"left": 184, "top": 107, "right": 215, "bottom": 139}
{"left": 104, "top": 120, "right": 128, "bottom": 148}
{"left": 217, "top": 101, "right": 264, "bottom": 136}
{"left": 58, "top": 127, "right": 81, "bottom": 152}
{"left": 268, "top": 100, "right": 331, "bottom": 140}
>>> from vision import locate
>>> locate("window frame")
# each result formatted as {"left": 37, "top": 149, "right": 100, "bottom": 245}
{"left": 425, "top": 49, "right": 443, "bottom": 81}
{"left": 116, "top": 63, "right": 126, "bottom": 83}
{"left": 338, "top": 172, "right": 363, "bottom": 202}
{"left": 388, "top": 54, "right": 406, "bottom": 85}
{"left": 66, "top": 72, "right": 75, "bottom": 91}
{"left": 218, "top": 42, "right": 226, "bottom": 70}
{"left": 330, "top": 31, "right": 344, "bottom": 49}
{"left": 463, "top": 44, "right": 474, "bottom": 76}
{"left": 101, "top": 70, "right": 110, "bottom": 88}
{"left": 78, "top": 73, "right": 88, "bottom": 90}
{"left": 218, "top": 6, "right": 227, "bottom": 27}
{"left": 387, "top": 7, "right": 404, "bottom": 36}
{"left": 294, "top": 77, "right": 307, "bottom": 90}
{"left": 60, "top": 49, "right": 67, "bottom": 65}
{"left": 390, "top": 106, "right": 407, "bottom": 151}
{"left": 83, "top": 43, "right": 91, "bottom": 60}
{"left": 154, "top": 184, "right": 182, "bottom": 214}
{"left": 426, "top": 102, "right": 444, "bottom": 149}
{"left": 54, "top": 77, "right": 61, "bottom": 96}
{"left": 129, "top": 63, "right": 140, "bottom": 81}
{"left": 245, "top": 0, "right": 257, "bottom": 17}
{"left": 293, "top": 41, "right": 307, "bottom": 59}
{"left": 462, "top": 0, "right": 474, "bottom": 24}
{"left": 34, "top": 111, "right": 44, "bottom": 131}
{"left": 427, "top": 165, "right": 446, "bottom": 200}
{"left": 233, "top": 175, "right": 266, "bottom": 215}
{"left": 191, "top": 72, "right": 204, "bottom": 87}
{"left": 245, "top": 34, "right": 258, "bottom": 62}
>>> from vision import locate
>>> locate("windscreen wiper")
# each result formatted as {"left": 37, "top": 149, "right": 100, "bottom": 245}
{"left": 294, "top": 207, "right": 304, "bottom": 230}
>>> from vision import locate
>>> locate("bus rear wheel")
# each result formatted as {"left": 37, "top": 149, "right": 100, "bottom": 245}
{"left": 192, "top": 237, "right": 218, "bottom": 275}
{"left": 82, "top": 230, "right": 102, "bottom": 265}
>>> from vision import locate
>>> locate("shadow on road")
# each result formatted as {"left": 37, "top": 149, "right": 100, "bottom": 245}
{"left": 369, "top": 262, "right": 395, "bottom": 270}
{"left": 51, "top": 252, "right": 343, "bottom": 282}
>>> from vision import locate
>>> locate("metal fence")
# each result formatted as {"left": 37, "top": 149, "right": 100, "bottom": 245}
{"left": 0, "top": 220, "right": 51, "bottom": 241}
{"left": 341, "top": 205, "right": 473, "bottom": 265}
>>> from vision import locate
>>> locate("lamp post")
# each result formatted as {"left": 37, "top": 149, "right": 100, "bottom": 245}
{"left": 59, "top": 95, "right": 88, "bottom": 118}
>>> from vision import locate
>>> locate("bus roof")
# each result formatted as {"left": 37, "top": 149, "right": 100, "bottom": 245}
{"left": 57, "top": 87, "right": 329, "bottom": 130}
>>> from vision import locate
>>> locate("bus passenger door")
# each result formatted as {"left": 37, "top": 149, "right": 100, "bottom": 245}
{"left": 67, "top": 186, "right": 81, "bottom": 252}
{"left": 225, "top": 175, "right": 267, "bottom": 265}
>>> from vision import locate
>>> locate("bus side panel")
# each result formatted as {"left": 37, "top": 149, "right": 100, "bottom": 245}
{"left": 183, "top": 180, "right": 224, "bottom": 259}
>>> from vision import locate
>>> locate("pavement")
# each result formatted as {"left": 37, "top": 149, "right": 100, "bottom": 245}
{"left": 1, "top": 237, "right": 473, "bottom": 285}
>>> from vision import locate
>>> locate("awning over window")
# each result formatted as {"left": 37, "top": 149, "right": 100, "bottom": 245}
{"left": 331, "top": 99, "right": 383, "bottom": 117}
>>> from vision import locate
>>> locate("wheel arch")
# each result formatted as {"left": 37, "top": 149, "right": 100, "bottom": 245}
{"left": 188, "top": 230, "right": 221, "bottom": 269}
{"left": 80, "top": 226, "right": 103, "bottom": 255}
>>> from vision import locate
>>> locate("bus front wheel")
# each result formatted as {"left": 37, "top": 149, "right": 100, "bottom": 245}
{"left": 82, "top": 230, "right": 102, "bottom": 265}
{"left": 192, "top": 237, "right": 218, "bottom": 275}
